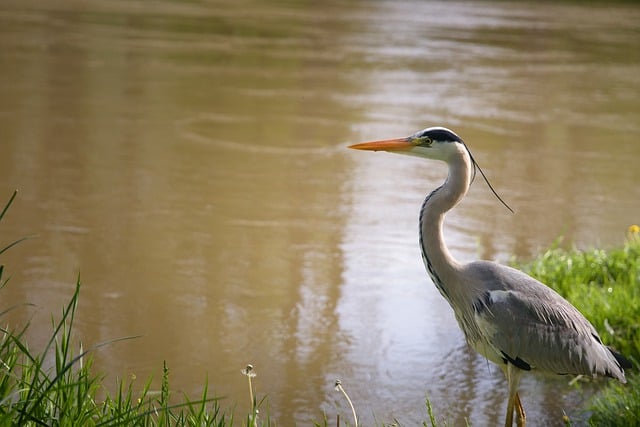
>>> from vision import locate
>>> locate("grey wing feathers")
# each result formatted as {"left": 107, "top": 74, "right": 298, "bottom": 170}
{"left": 469, "top": 262, "right": 628, "bottom": 382}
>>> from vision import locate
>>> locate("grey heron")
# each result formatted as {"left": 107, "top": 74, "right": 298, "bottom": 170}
{"left": 348, "top": 127, "right": 631, "bottom": 427}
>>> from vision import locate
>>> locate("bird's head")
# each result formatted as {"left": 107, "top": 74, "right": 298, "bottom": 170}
{"left": 349, "top": 126, "right": 514, "bottom": 212}
{"left": 348, "top": 127, "right": 466, "bottom": 161}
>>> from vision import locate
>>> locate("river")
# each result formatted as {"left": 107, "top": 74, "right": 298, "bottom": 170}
{"left": 1, "top": 1, "right": 639, "bottom": 425}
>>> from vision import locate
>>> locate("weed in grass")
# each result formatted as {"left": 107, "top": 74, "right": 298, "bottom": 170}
{"left": 334, "top": 379, "right": 358, "bottom": 427}
{"left": 241, "top": 364, "right": 258, "bottom": 427}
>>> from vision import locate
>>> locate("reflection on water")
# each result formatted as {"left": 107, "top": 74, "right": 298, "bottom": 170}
{"left": 1, "top": 0, "right": 639, "bottom": 425}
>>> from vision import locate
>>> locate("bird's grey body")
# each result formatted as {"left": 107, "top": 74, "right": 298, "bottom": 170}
{"left": 349, "top": 127, "right": 630, "bottom": 426}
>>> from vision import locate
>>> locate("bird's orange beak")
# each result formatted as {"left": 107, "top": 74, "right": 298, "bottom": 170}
{"left": 348, "top": 137, "right": 415, "bottom": 152}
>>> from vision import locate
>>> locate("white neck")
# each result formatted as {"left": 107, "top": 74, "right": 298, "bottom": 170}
{"left": 418, "top": 147, "right": 472, "bottom": 303}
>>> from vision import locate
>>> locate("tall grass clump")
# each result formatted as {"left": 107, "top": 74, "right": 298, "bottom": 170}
{"left": 514, "top": 229, "right": 640, "bottom": 426}
{"left": 0, "top": 277, "right": 230, "bottom": 426}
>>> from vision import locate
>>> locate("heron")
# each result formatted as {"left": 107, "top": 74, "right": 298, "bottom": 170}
{"left": 348, "top": 127, "right": 631, "bottom": 427}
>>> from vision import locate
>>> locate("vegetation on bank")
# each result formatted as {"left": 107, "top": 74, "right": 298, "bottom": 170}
{"left": 1, "top": 188, "right": 638, "bottom": 426}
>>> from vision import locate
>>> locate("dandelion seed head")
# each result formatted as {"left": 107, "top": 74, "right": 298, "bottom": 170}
{"left": 241, "top": 364, "right": 257, "bottom": 377}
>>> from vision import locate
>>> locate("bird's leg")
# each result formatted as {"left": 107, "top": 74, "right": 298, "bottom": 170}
{"left": 515, "top": 392, "right": 526, "bottom": 427}
{"left": 505, "top": 394, "right": 515, "bottom": 427}
{"left": 504, "top": 364, "right": 523, "bottom": 427}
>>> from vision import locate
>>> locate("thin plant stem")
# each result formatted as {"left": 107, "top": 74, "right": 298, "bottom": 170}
{"left": 334, "top": 380, "right": 357, "bottom": 427}
{"left": 242, "top": 364, "right": 257, "bottom": 427}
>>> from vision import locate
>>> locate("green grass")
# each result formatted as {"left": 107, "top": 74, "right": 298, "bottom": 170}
{"left": 588, "top": 371, "right": 640, "bottom": 427}
{"left": 0, "top": 277, "right": 234, "bottom": 426}
{"left": 2, "top": 188, "right": 638, "bottom": 426}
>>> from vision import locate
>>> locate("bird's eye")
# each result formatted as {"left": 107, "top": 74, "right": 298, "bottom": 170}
{"left": 417, "top": 136, "right": 432, "bottom": 146}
